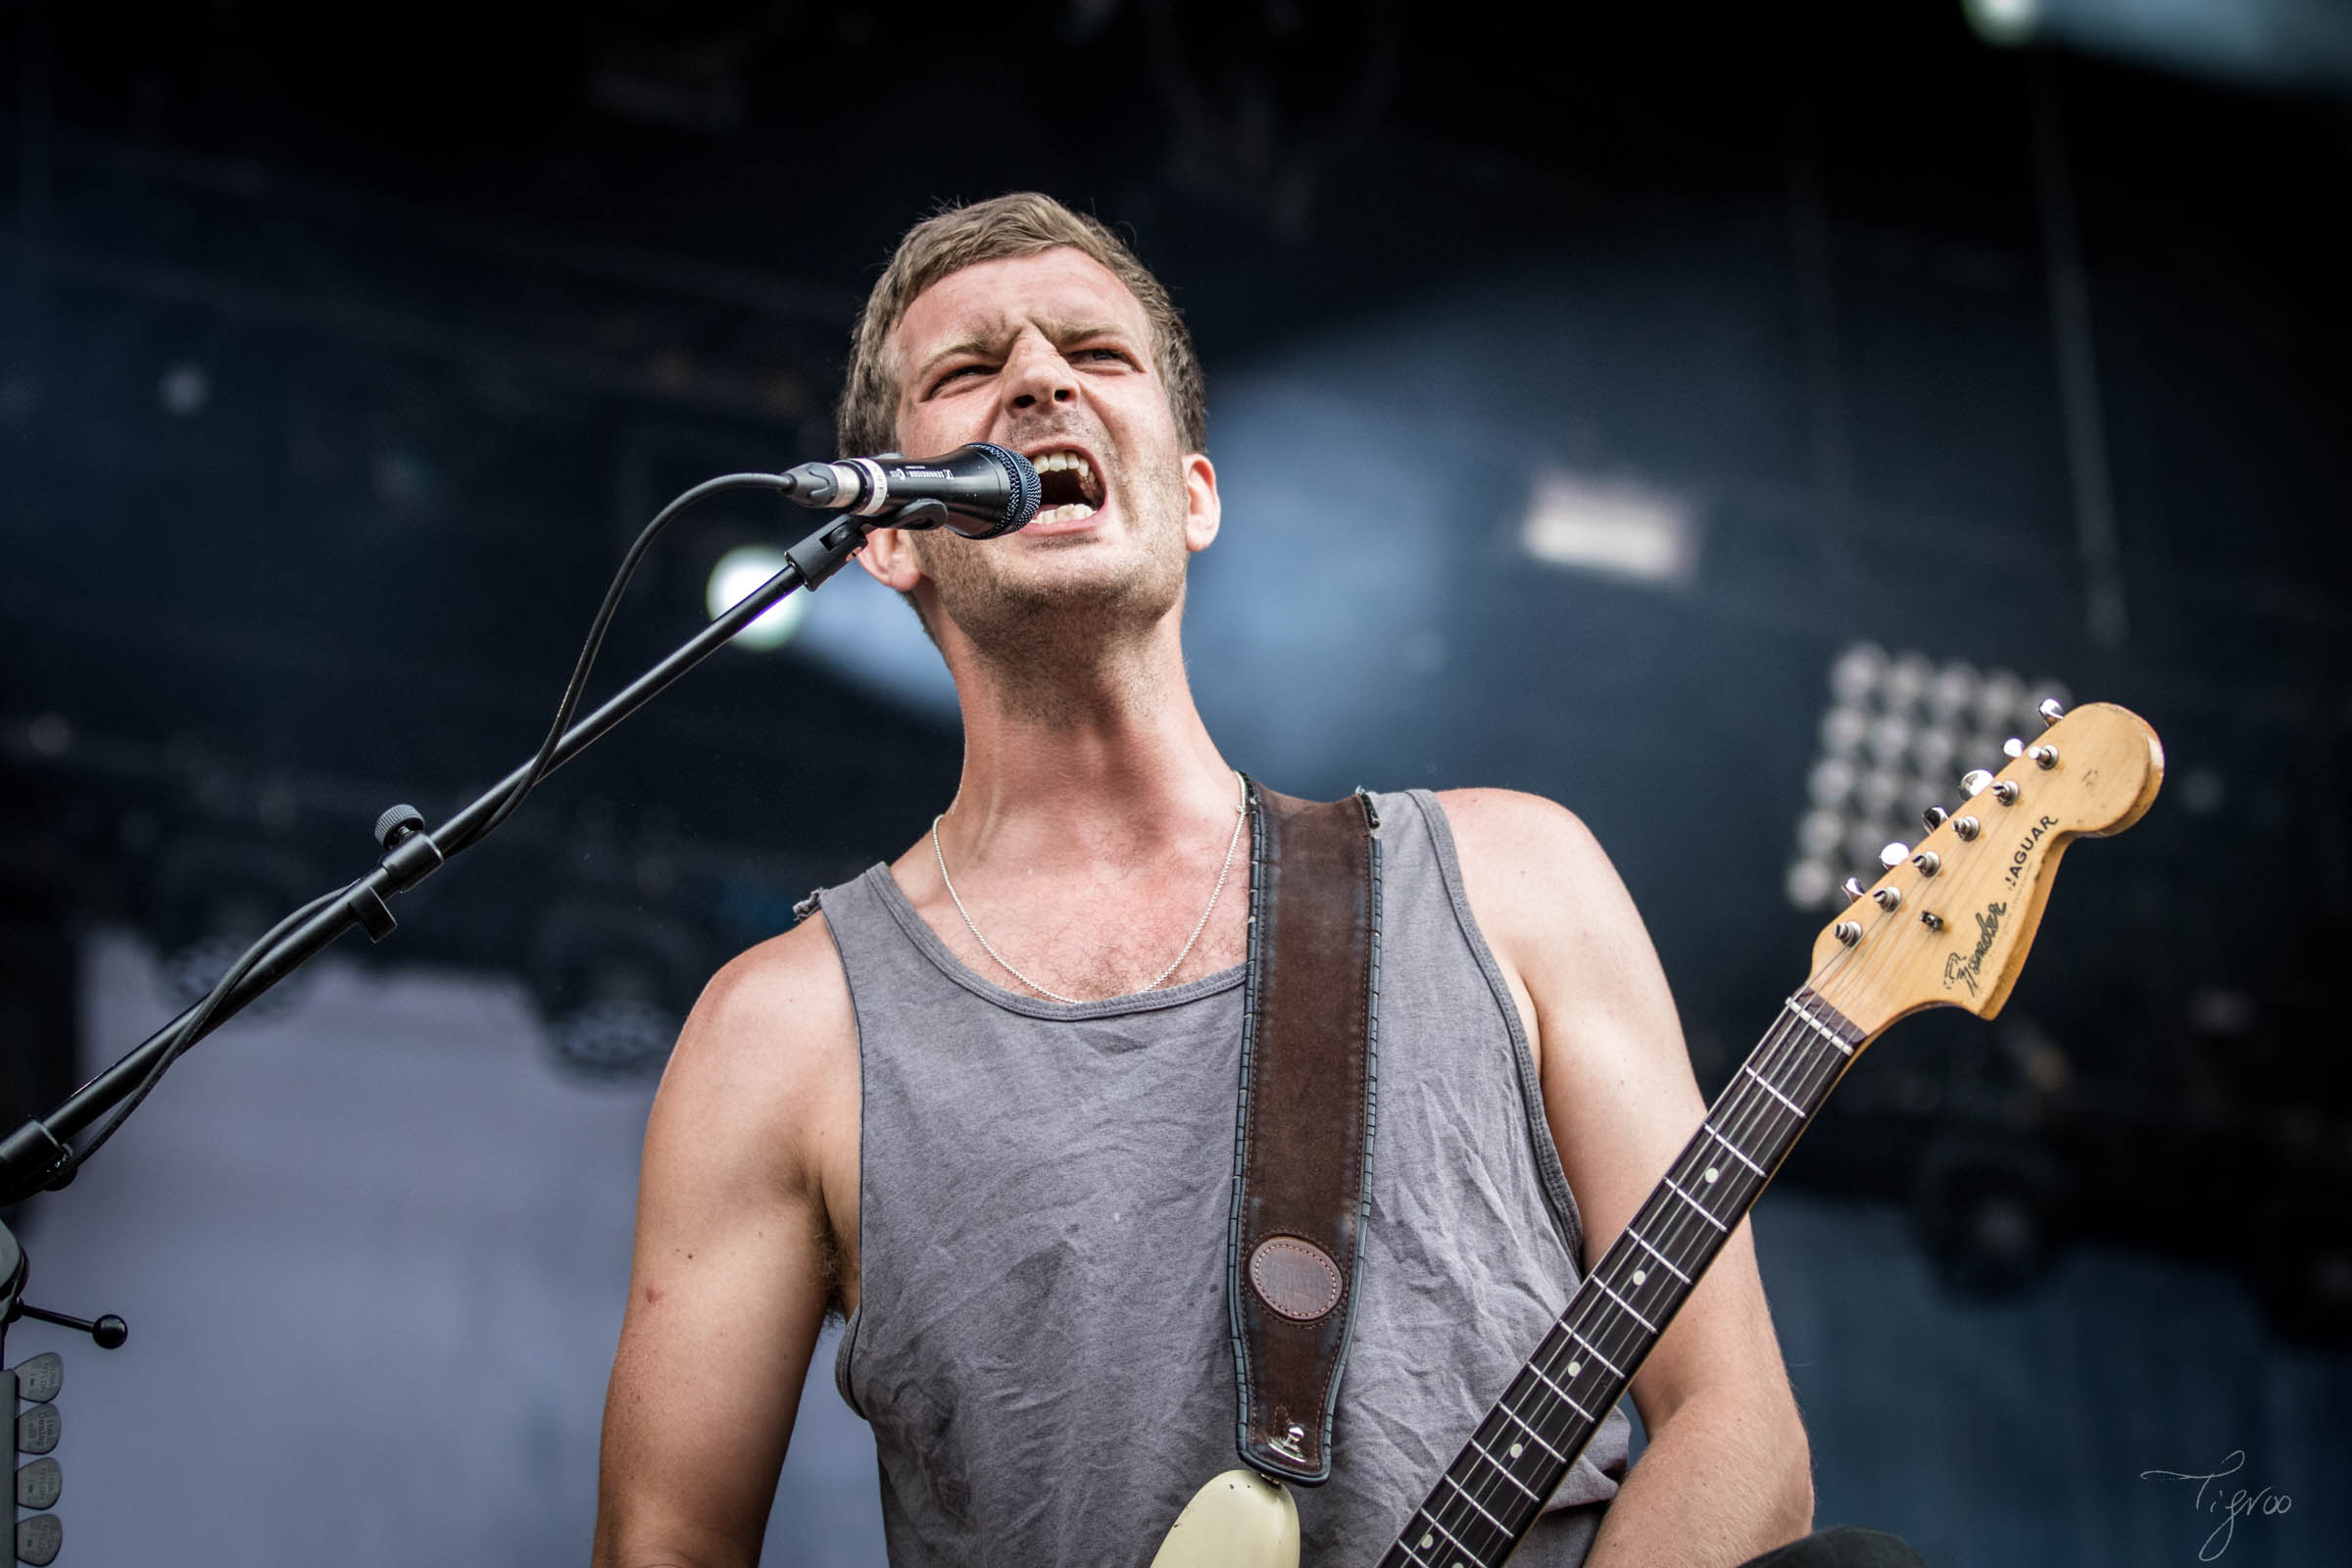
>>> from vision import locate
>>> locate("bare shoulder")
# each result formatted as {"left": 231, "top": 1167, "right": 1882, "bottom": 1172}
{"left": 1433, "top": 786, "right": 1684, "bottom": 1080}
{"left": 647, "top": 912, "right": 858, "bottom": 1203}
{"left": 1434, "top": 787, "right": 1633, "bottom": 973}
{"left": 1434, "top": 786, "right": 1608, "bottom": 884}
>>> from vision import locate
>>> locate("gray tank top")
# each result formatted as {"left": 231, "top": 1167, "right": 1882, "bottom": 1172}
{"left": 813, "top": 789, "right": 1628, "bottom": 1567}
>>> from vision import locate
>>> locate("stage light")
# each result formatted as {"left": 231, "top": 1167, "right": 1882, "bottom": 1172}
{"left": 1785, "top": 858, "right": 1837, "bottom": 909}
{"left": 1519, "top": 467, "right": 1697, "bottom": 586}
{"left": 158, "top": 363, "right": 210, "bottom": 417}
{"left": 706, "top": 545, "right": 810, "bottom": 651}
{"left": 1784, "top": 642, "right": 2069, "bottom": 911}
{"left": 1963, "top": 0, "right": 2352, "bottom": 91}
{"left": 1963, "top": 0, "right": 2041, "bottom": 47}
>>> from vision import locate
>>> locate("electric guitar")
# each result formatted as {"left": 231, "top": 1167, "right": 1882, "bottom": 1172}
{"left": 1151, "top": 699, "right": 2164, "bottom": 1568}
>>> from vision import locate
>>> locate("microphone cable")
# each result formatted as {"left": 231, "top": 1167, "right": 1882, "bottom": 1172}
{"left": 38, "top": 470, "right": 799, "bottom": 1188}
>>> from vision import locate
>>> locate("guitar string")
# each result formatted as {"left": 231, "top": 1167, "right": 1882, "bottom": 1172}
{"left": 1496, "top": 996, "right": 1838, "bottom": 1537}
{"left": 1413, "top": 981, "right": 1855, "bottom": 1568}
{"left": 1400, "top": 1000, "right": 1836, "bottom": 1566}
{"left": 1405, "top": 923, "right": 1898, "bottom": 1566}
{"left": 1517, "top": 929, "right": 1893, "bottom": 1490}
{"left": 1410, "top": 720, "right": 2076, "bottom": 1568}
{"left": 1446, "top": 901, "right": 1924, "bottom": 1563}
{"left": 1408, "top": 825, "right": 1951, "bottom": 1561}
{"left": 1422, "top": 847, "right": 1971, "bottom": 1565}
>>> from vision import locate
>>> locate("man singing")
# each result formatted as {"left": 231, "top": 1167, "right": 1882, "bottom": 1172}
{"left": 594, "top": 193, "right": 1850, "bottom": 1568}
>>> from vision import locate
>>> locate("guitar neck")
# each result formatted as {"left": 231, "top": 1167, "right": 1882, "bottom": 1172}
{"left": 1377, "top": 989, "right": 1866, "bottom": 1568}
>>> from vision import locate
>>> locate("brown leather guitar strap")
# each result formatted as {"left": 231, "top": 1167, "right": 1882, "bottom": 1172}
{"left": 1226, "top": 777, "right": 1382, "bottom": 1487}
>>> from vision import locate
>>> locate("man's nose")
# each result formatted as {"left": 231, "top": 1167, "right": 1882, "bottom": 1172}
{"left": 1002, "top": 335, "right": 1077, "bottom": 416}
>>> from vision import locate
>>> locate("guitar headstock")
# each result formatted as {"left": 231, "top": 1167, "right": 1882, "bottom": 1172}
{"left": 1808, "top": 700, "right": 2163, "bottom": 1041}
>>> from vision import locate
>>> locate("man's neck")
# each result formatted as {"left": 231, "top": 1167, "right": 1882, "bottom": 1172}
{"left": 936, "top": 616, "right": 1235, "bottom": 879}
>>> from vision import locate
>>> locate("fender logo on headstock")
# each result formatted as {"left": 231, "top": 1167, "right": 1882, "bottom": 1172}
{"left": 1943, "top": 901, "right": 2009, "bottom": 998}
{"left": 2003, "top": 814, "right": 2059, "bottom": 888}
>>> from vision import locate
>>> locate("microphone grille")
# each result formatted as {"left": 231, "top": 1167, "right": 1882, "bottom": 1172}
{"left": 974, "top": 443, "right": 1041, "bottom": 538}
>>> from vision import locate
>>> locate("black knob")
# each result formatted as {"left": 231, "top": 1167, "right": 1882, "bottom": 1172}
{"left": 16, "top": 1304, "right": 127, "bottom": 1349}
{"left": 373, "top": 803, "right": 426, "bottom": 849}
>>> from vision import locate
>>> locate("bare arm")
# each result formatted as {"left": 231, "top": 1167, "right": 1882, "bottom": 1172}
{"left": 1443, "top": 789, "right": 1813, "bottom": 1568}
{"left": 593, "top": 920, "right": 858, "bottom": 1568}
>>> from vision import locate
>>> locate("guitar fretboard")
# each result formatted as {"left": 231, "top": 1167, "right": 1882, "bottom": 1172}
{"left": 1376, "top": 989, "right": 1865, "bottom": 1568}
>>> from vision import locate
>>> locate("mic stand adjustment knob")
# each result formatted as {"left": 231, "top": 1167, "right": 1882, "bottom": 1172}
{"left": 13, "top": 1306, "right": 125, "bottom": 1351}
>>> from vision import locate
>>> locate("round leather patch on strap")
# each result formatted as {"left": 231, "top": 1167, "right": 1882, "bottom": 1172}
{"left": 1250, "top": 1236, "right": 1344, "bottom": 1321}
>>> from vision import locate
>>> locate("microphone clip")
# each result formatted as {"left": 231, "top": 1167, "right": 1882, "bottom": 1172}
{"left": 884, "top": 498, "right": 953, "bottom": 532}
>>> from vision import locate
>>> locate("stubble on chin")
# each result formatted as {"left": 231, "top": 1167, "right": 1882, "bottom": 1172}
{"left": 913, "top": 463, "right": 1193, "bottom": 725}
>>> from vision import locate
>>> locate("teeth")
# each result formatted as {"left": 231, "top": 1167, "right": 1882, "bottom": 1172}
{"left": 1031, "top": 450, "right": 1100, "bottom": 502}
{"left": 1031, "top": 502, "right": 1099, "bottom": 526}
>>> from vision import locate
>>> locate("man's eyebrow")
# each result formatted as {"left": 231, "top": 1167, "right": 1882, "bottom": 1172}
{"left": 1046, "top": 318, "right": 1133, "bottom": 345}
{"left": 913, "top": 330, "right": 1007, "bottom": 386}
{"left": 911, "top": 318, "right": 1143, "bottom": 387}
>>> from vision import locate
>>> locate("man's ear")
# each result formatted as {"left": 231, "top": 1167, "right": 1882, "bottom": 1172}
{"left": 1182, "top": 453, "right": 1221, "bottom": 553}
{"left": 856, "top": 525, "right": 925, "bottom": 592}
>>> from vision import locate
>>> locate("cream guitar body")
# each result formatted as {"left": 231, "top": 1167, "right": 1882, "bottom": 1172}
{"left": 1148, "top": 1469, "right": 1299, "bottom": 1568}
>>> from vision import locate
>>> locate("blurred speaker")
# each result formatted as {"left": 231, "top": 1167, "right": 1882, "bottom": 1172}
{"left": 140, "top": 836, "right": 320, "bottom": 1020}
{"left": 527, "top": 902, "right": 703, "bottom": 1081}
{"left": 2249, "top": 1200, "right": 2352, "bottom": 1349}
{"left": 1912, "top": 1132, "right": 2071, "bottom": 1298}
{"left": 0, "top": 902, "right": 77, "bottom": 1235}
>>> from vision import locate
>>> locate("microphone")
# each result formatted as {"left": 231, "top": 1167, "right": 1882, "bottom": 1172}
{"left": 780, "top": 443, "right": 1041, "bottom": 539}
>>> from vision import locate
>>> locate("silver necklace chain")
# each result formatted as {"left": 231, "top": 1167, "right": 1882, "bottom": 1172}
{"left": 931, "top": 770, "right": 1250, "bottom": 1004}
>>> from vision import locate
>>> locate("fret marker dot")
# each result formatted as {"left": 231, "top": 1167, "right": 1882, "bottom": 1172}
{"left": 1631, "top": 1269, "right": 1647, "bottom": 1285}
{"left": 1509, "top": 1441, "right": 1524, "bottom": 1458}
{"left": 1420, "top": 1534, "right": 1433, "bottom": 1549}
{"left": 1567, "top": 1360, "right": 1582, "bottom": 1376}
{"left": 1704, "top": 1166, "right": 1720, "bottom": 1183}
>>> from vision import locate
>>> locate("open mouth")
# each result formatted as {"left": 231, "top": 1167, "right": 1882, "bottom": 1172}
{"left": 1029, "top": 448, "right": 1104, "bottom": 526}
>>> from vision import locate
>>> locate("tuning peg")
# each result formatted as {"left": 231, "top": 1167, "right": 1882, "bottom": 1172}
{"left": 2037, "top": 698, "right": 2065, "bottom": 728}
{"left": 1840, "top": 876, "right": 1868, "bottom": 903}
{"left": 2026, "top": 743, "right": 2058, "bottom": 769}
{"left": 1921, "top": 805, "right": 1949, "bottom": 832}
{"left": 1991, "top": 779, "right": 2020, "bottom": 806}
{"left": 1952, "top": 814, "right": 1982, "bottom": 841}
{"left": 1912, "top": 851, "right": 1940, "bottom": 875}
{"left": 1961, "top": 768, "right": 1995, "bottom": 797}
{"left": 1878, "top": 842, "right": 1910, "bottom": 868}
{"left": 1871, "top": 887, "right": 1902, "bottom": 911}
{"left": 2002, "top": 737, "right": 2025, "bottom": 760}
{"left": 1833, "top": 920, "right": 1862, "bottom": 946}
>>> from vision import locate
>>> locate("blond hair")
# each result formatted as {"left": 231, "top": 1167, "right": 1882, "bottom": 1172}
{"left": 836, "top": 193, "right": 1207, "bottom": 457}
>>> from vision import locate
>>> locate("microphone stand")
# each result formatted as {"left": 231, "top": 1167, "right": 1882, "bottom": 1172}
{"left": 0, "top": 496, "right": 900, "bottom": 1554}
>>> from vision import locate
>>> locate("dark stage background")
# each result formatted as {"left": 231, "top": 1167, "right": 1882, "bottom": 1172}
{"left": 3, "top": 2, "right": 2348, "bottom": 1564}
